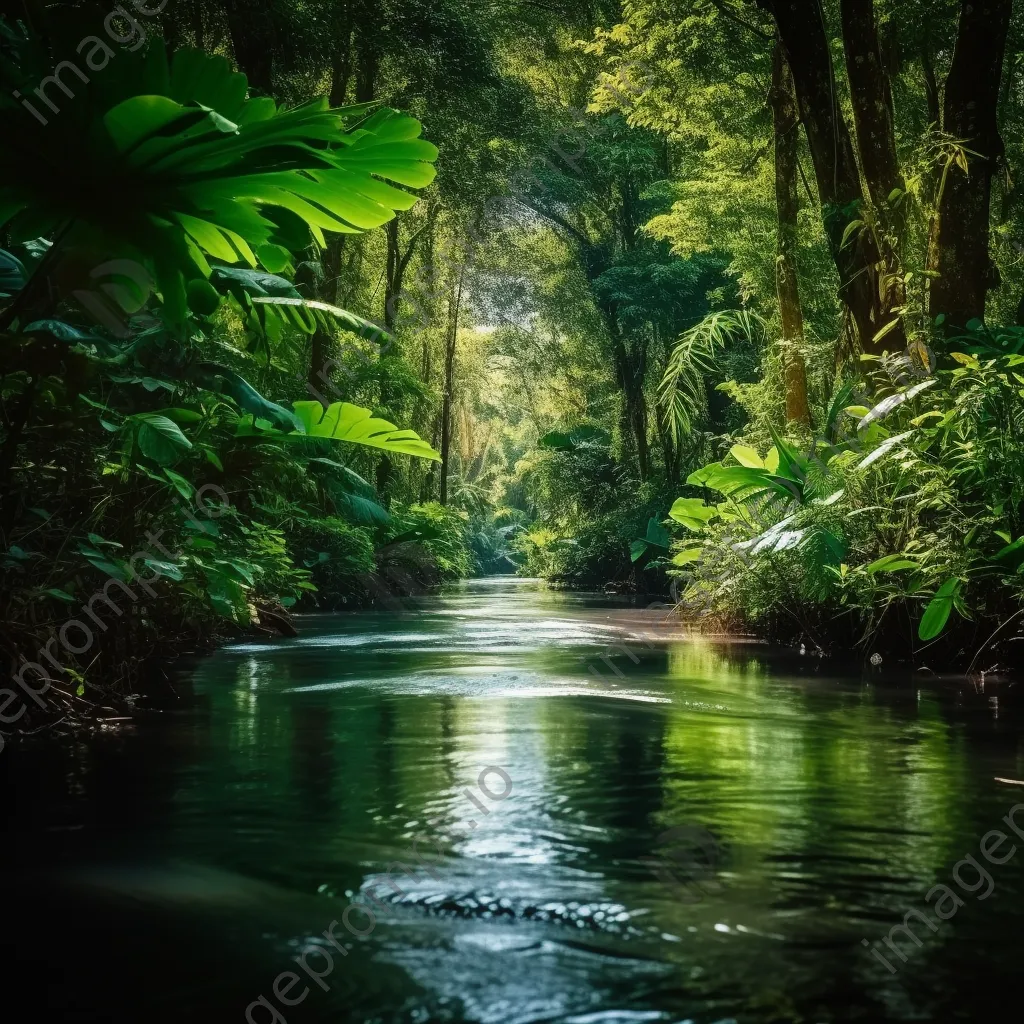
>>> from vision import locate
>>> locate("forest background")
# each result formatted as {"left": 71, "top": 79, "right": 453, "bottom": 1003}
{"left": 4, "top": 0, "right": 1024, "bottom": 741}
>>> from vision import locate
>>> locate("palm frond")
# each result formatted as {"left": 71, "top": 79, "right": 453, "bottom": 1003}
{"left": 658, "top": 309, "right": 767, "bottom": 441}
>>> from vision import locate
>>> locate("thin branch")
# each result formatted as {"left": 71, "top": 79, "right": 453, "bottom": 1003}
{"left": 514, "top": 197, "right": 593, "bottom": 250}
{"left": 707, "top": 0, "right": 774, "bottom": 42}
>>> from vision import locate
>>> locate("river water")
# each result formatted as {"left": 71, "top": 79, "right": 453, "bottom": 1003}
{"left": 4, "top": 577, "right": 1024, "bottom": 1022}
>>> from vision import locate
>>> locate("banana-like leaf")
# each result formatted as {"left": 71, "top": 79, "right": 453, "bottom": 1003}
{"left": 237, "top": 401, "right": 440, "bottom": 461}
{"left": 0, "top": 248, "right": 26, "bottom": 297}
{"left": 918, "top": 578, "right": 960, "bottom": 640}
{"left": 864, "top": 554, "right": 921, "bottom": 573}
{"left": 855, "top": 429, "right": 916, "bottom": 471}
{"left": 249, "top": 296, "right": 389, "bottom": 342}
{"left": 858, "top": 380, "right": 936, "bottom": 430}
{"left": 686, "top": 463, "right": 795, "bottom": 500}
{"left": 729, "top": 444, "right": 763, "bottom": 469}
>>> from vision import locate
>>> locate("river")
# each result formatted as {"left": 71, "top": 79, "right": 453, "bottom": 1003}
{"left": 4, "top": 577, "right": 1023, "bottom": 1022}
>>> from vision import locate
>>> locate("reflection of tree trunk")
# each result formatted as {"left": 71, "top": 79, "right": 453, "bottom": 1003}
{"left": 439, "top": 269, "right": 464, "bottom": 505}
{"left": 770, "top": 40, "right": 810, "bottom": 427}
{"left": 763, "top": 0, "right": 904, "bottom": 353}
{"left": 927, "top": 0, "right": 1012, "bottom": 329}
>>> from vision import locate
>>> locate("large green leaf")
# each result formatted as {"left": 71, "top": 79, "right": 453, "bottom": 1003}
{"left": 668, "top": 497, "right": 718, "bottom": 531}
{"left": 630, "top": 517, "right": 671, "bottom": 563}
{"left": 864, "top": 554, "right": 921, "bottom": 574}
{"left": 686, "top": 463, "right": 794, "bottom": 500}
{"left": 918, "top": 578, "right": 961, "bottom": 641}
{"left": 132, "top": 412, "right": 192, "bottom": 465}
{"left": 537, "top": 426, "right": 610, "bottom": 451}
{"left": 0, "top": 40, "right": 438, "bottom": 328}
{"left": 0, "top": 248, "right": 26, "bottom": 297}
{"left": 249, "top": 296, "right": 389, "bottom": 342}
{"left": 237, "top": 401, "right": 440, "bottom": 461}
{"left": 191, "top": 363, "right": 300, "bottom": 431}
{"left": 210, "top": 266, "right": 301, "bottom": 299}
{"left": 858, "top": 380, "right": 936, "bottom": 430}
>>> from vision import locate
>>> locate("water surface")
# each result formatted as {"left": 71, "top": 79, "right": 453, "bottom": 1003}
{"left": 5, "top": 577, "right": 1024, "bottom": 1022}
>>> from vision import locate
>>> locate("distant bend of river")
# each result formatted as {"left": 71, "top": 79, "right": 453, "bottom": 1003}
{"left": 4, "top": 576, "right": 1024, "bottom": 1023}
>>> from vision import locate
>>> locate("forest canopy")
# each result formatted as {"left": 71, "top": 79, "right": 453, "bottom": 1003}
{"left": 3, "top": 0, "right": 1024, "bottom": 736}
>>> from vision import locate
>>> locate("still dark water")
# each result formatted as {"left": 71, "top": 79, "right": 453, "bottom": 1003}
{"left": 5, "top": 577, "right": 1024, "bottom": 1023}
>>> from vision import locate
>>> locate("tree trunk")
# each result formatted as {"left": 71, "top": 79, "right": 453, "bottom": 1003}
{"left": 384, "top": 219, "right": 401, "bottom": 333}
{"left": 839, "top": 0, "right": 903, "bottom": 216}
{"left": 770, "top": 40, "right": 810, "bottom": 427}
{"left": 922, "top": 38, "right": 940, "bottom": 130}
{"left": 439, "top": 269, "right": 464, "bottom": 506}
{"left": 223, "top": 0, "right": 274, "bottom": 94}
{"left": 354, "top": 26, "right": 378, "bottom": 103}
{"left": 761, "top": 0, "right": 905, "bottom": 354}
{"left": 928, "top": 0, "right": 1012, "bottom": 328}
{"left": 329, "top": 11, "right": 354, "bottom": 107}
{"left": 295, "top": 262, "right": 333, "bottom": 406}
{"left": 607, "top": 313, "right": 650, "bottom": 481}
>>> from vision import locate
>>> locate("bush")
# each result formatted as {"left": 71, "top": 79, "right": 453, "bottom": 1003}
{"left": 390, "top": 502, "right": 473, "bottom": 580}
{"left": 287, "top": 516, "right": 377, "bottom": 608}
{"left": 667, "top": 342, "right": 1024, "bottom": 663}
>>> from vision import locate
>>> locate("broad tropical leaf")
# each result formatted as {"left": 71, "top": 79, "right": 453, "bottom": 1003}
{"left": 918, "top": 578, "right": 961, "bottom": 641}
{"left": 0, "top": 37, "right": 438, "bottom": 329}
{"left": 237, "top": 401, "right": 441, "bottom": 461}
{"left": 668, "top": 497, "right": 718, "bottom": 530}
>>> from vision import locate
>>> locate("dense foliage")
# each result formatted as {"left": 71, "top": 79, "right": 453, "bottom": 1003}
{"left": 4, "top": 0, "right": 1024, "bottom": 746}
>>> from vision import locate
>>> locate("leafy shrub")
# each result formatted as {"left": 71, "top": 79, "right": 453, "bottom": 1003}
{"left": 287, "top": 516, "right": 376, "bottom": 607}
{"left": 390, "top": 502, "right": 473, "bottom": 580}
{"left": 667, "top": 343, "right": 1024, "bottom": 660}
{"left": 468, "top": 508, "right": 526, "bottom": 575}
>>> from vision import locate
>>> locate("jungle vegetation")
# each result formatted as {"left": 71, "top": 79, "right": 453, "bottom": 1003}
{"left": 3, "top": 0, "right": 1024, "bottom": 737}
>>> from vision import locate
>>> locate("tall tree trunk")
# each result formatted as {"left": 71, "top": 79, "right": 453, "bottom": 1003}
{"left": 329, "top": 9, "right": 354, "bottom": 107}
{"left": 295, "top": 262, "right": 333, "bottom": 406}
{"left": 770, "top": 40, "right": 810, "bottom": 427}
{"left": 384, "top": 219, "right": 401, "bottom": 333}
{"left": 354, "top": 26, "right": 379, "bottom": 103}
{"left": 322, "top": 237, "right": 345, "bottom": 305}
{"left": 223, "top": 0, "right": 274, "bottom": 93}
{"left": 921, "top": 37, "right": 941, "bottom": 130}
{"left": 375, "top": 219, "right": 402, "bottom": 502}
{"left": 999, "top": 51, "right": 1020, "bottom": 225}
{"left": 761, "top": 0, "right": 905, "bottom": 353}
{"left": 839, "top": 0, "right": 908, "bottom": 343}
{"left": 839, "top": 0, "right": 903, "bottom": 216}
{"left": 928, "top": 0, "right": 1012, "bottom": 328}
{"left": 607, "top": 313, "right": 650, "bottom": 481}
{"left": 439, "top": 269, "right": 464, "bottom": 506}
